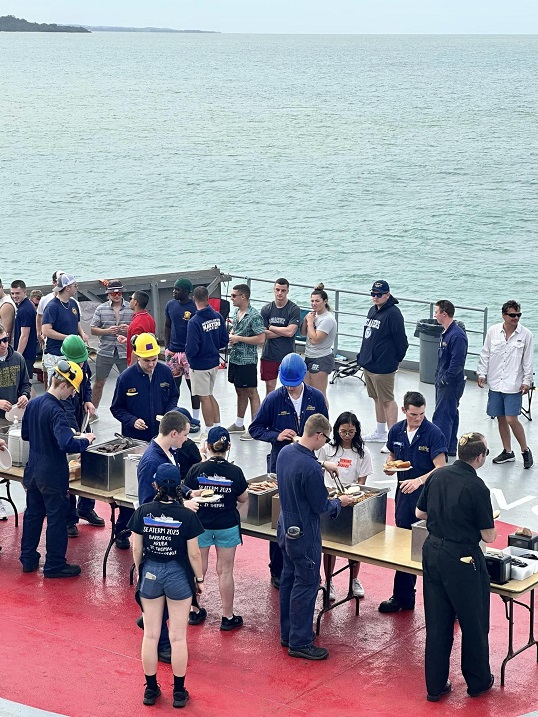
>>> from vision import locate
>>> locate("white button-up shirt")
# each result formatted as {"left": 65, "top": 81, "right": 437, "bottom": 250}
{"left": 477, "top": 322, "right": 534, "bottom": 394}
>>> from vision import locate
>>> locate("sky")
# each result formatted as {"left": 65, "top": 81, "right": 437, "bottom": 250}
{"left": 3, "top": 0, "right": 538, "bottom": 34}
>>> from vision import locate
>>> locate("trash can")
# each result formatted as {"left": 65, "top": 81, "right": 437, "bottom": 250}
{"left": 414, "top": 319, "right": 443, "bottom": 384}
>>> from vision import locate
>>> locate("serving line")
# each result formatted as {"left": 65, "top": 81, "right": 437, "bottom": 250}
{"left": 241, "top": 521, "right": 538, "bottom": 687}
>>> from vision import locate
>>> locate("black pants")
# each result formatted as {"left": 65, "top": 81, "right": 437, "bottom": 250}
{"left": 423, "top": 536, "right": 491, "bottom": 696}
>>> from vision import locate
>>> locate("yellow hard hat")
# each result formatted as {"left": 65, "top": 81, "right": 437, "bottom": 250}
{"left": 54, "top": 359, "right": 83, "bottom": 393}
{"left": 132, "top": 333, "right": 160, "bottom": 358}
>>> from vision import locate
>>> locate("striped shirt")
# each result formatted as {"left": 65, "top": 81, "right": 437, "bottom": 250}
{"left": 91, "top": 300, "right": 134, "bottom": 358}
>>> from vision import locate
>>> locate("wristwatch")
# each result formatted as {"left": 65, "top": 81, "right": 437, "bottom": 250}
{"left": 195, "top": 577, "right": 204, "bottom": 583}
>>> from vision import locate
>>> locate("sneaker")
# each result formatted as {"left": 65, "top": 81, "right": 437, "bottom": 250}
{"left": 67, "top": 524, "right": 79, "bottom": 538}
{"left": 78, "top": 509, "right": 105, "bottom": 526}
{"left": 380, "top": 444, "right": 390, "bottom": 454}
{"left": 0, "top": 502, "right": 8, "bottom": 520}
{"left": 239, "top": 431, "right": 253, "bottom": 441}
{"left": 189, "top": 424, "right": 201, "bottom": 435}
{"left": 327, "top": 582, "right": 336, "bottom": 601}
{"left": 226, "top": 423, "right": 245, "bottom": 433}
{"left": 378, "top": 596, "right": 414, "bottom": 613}
{"left": 88, "top": 413, "right": 99, "bottom": 424}
{"left": 363, "top": 430, "right": 388, "bottom": 443}
{"left": 427, "top": 680, "right": 452, "bottom": 702}
{"left": 352, "top": 578, "right": 365, "bottom": 598}
{"left": 172, "top": 689, "right": 190, "bottom": 708}
{"left": 288, "top": 645, "right": 329, "bottom": 660}
{"left": 492, "top": 449, "right": 515, "bottom": 464}
{"left": 523, "top": 448, "right": 534, "bottom": 469}
{"left": 188, "top": 607, "right": 207, "bottom": 625}
{"left": 44, "top": 563, "right": 81, "bottom": 578}
{"left": 467, "top": 674, "right": 494, "bottom": 698}
{"left": 220, "top": 614, "right": 243, "bottom": 631}
{"left": 143, "top": 685, "right": 161, "bottom": 706}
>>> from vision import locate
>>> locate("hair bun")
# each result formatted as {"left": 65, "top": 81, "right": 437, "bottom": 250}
{"left": 314, "top": 282, "right": 324, "bottom": 291}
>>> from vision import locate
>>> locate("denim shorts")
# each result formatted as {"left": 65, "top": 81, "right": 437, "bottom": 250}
{"left": 138, "top": 558, "right": 192, "bottom": 600}
{"left": 198, "top": 525, "right": 241, "bottom": 549}
{"left": 487, "top": 390, "right": 522, "bottom": 418}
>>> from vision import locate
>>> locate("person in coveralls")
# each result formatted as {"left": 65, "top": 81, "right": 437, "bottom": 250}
{"left": 249, "top": 352, "right": 327, "bottom": 588}
{"left": 19, "top": 360, "right": 96, "bottom": 577}
{"left": 379, "top": 391, "right": 447, "bottom": 613}
{"left": 416, "top": 431, "right": 496, "bottom": 702}
{"left": 277, "top": 413, "right": 354, "bottom": 660}
{"left": 111, "top": 332, "right": 179, "bottom": 549}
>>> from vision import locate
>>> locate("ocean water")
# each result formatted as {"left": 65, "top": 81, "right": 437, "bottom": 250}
{"left": 1, "top": 33, "right": 537, "bottom": 349}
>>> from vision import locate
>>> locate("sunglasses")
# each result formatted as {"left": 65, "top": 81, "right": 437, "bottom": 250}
{"left": 371, "top": 292, "right": 387, "bottom": 298}
{"left": 230, "top": 293, "right": 243, "bottom": 298}
{"left": 505, "top": 312, "right": 522, "bottom": 318}
{"left": 485, "top": 449, "right": 490, "bottom": 456}
{"left": 0, "top": 336, "right": 9, "bottom": 344}
{"left": 108, "top": 291, "right": 123, "bottom": 296}
{"left": 318, "top": 432, "right": 331, "bottom": 444}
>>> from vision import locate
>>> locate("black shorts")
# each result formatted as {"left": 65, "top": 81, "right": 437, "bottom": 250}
{"left": 228, "top": 362, "right": 258, "bottom": 388}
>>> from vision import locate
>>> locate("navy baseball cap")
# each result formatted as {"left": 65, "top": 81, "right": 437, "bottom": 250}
{"left": 207, "top": 426, "right": 230, "bottom": 445}
{"left": 173, "top": 406, "right": 201, "bottom": 427}
{"left": 371, "top": 280, "right": 390, "bottom": 294}
{"left": 154, "top": 463, "right": 182, "bottom": 489}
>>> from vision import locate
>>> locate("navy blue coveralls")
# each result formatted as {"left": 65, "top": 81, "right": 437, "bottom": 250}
{"left": 249, "top": 384, "right": 327, "bottom": 578}
{"left": 432, "top": 322, "right": 468, "bottom": 455}
{"left": 110, "top": 361, "right": 179, "bottom": 535}
{"left": 63, "top": 360, "right": 96, "bottom": 524}
{"left": 20, "top": 393, "right": 91, "bottom": 574}
{"left": 276, "top": 442, "right": 340, "bottom": 649}
{"left": 386, "top": 418, "right": 447, "bottom": 605}
{"left": 417, "top": 461, "right": 494, "bottom": 696}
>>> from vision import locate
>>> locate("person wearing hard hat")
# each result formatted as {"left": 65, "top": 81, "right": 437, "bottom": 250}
{"left": 110, "top": 332, "right": 179, "bottom": 550}
{"left": 248, "top": 352, "right": 327, "bottom": 588}
{"left": 60, "top": 335, "right": 105, "bottom": 536}
{"left": 19, "top": 360, "right": 96, "bottom": 578}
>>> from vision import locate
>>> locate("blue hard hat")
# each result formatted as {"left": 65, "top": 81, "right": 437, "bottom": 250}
{"left": 279, "top": 353, "right": 307, "bottom": 387}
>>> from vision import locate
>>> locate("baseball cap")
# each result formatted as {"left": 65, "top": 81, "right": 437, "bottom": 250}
{"left": 207, "top": 426, "right": 231, "bottom": 445}
{"left": 106, "top": 279, "right": 124, "bottom": 293}
{"left": 371, "top": 280, "right": 390, "bottom": 294}
{"left": 173, "top": 406, "right": 201, "bottom": 427}
{"left": 154, "top": 463, "right": 182, "bottom": 489}
{"left": 174, "top": 278, "right": 193, "bottom": 293}
{"left": 53, "top": 273, "right": 76, "bottom": 292}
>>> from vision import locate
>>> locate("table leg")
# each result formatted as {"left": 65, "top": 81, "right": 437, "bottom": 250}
{"left": 500, "top": 590, "right": 537, "bottom": 687}
{"left": 102, "top": 501, "right": 117, "bottom": 580}
{"left": 316, "top": 560, "right": 360, "bottom": 635}
{"left": 0, "top": 478, "right": 19, "bottom": 527}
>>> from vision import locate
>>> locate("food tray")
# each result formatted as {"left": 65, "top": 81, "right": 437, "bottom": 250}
{"left": 82, "top": 438, "right": 148, "bottom": 491}
{"left": 320, "top": 486, "right": 389, "bottom": 546}
{"left": 240, "top": 474, "right": 279, "bottom": 526}
{"left": 503, "top": 546, "right": 538, "bottom": 575}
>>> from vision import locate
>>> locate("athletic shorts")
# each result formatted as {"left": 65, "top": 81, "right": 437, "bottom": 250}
{"left": 95, "top": 352, "right": 127, "bottom": 380}
{"left": 190, "top": 366, "right": 219, "bottom": 396}
{"left": 198, "top": 525, "right": 241, "bottom": 549}
{"left": 305, "top": 354, "right": 335, "bottom": 375}
{"left": 164, "top": 349, "right": 191, "bottom": 379}
{"left": 487, "top": 390, "right": 522, "bottom": 418}
{"left": 228, "top": 362, "right": 258, "bottom": 388}
{"left": 363, "top": 369, "right": 395, "bottom": 403}
{"left": 42, "top": 353, "right": 62, "bottom": 376}
{"left": 138, "top": 558, "right": 192, "bottom": 600}
{"left": 260, "top": 359, "right": 281, "bottom": 381}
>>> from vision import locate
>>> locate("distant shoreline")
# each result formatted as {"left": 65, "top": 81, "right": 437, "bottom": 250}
{"left": 0, "top": 15, "right": 90, "bottom": 33}
{"left": 84, "top": 26, "right": 219, "bottom": 33}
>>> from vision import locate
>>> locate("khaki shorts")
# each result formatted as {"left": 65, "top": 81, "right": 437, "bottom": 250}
{"left": 363, "top": 369, "right": 395, "bottom": 403}
{"left": 190, "top": 366, "right": 219, "bottom": 397}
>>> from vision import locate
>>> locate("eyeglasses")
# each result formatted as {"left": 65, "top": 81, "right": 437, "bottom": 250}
{"left": 371, "top": 292, "right": 387, "bottom": 298}
{"left": 0, "top": 336, "right": 9, "bottom": 344}
{"left": 505, "top": 312, "right": 522, "bottom": 318}
{"left": 318, "top": 432, "right": 331, "bottom": 444}
{"left": 339, "top": 429, "right": 356, "bottom": 436}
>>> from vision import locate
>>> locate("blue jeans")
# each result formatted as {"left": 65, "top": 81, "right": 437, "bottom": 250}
{"left": 65, "top": 494, "right": 96, "bottom": 525}
{"left": 433, "top": 380, "right": 465, "bottom": 455}
{"left": 20, "top": 478, "right": 69, "bottom": 574}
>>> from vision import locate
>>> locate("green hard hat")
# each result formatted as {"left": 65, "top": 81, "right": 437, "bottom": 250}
{"left": 61, "top": 334, "right": 88, "bottom": 363}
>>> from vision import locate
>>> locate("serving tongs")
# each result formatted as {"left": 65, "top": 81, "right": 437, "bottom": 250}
{"left": 332, "top": 471, "right": 347, "bottom": 496}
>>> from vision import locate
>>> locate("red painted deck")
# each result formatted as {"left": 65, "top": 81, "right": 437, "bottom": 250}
{"left": 0, "top": 504, "right": 537, "bottom": 717}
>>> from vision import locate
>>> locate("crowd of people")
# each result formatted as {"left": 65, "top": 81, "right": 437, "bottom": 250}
{"left": 0, "top": 269, "right": 534, "bottom": 706}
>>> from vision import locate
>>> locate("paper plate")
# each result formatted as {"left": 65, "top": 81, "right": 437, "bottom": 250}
{"left": 0, "top": 447, "right": 13, "bottom": 470}
{"left": 193, "top": 495, "right": 221, "bottom": 504}
{"left": 5, "top": 405, "right": 25, "bottom": 423}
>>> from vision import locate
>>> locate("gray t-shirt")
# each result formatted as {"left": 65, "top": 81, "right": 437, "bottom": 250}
{"left": 261, "top": 300, "right": 301, "bottom": 362}
{"left": 305, "top": 310, "right": 337, "bottom": 358}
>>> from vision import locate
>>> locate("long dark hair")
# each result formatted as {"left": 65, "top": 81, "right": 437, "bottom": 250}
{"left": 153, "top": 484, "right": 184, "bottom": 503}
{"left": 327, "top": 412, "right": 365, "bottom": 459}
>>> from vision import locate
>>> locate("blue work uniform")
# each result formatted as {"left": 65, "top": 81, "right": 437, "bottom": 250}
{"left": 111, "top": 361, "right": 179, "bottom": 535}
{"left": 432, "top": 322, "right": 468, "bottom": 455}
{"left": 63, "top": 361, "right": 96, "bottom": 524}
{"left": 386, "top": 417, "right": 447, "bottom": 605}
{"left": 19, "top": 393, "right": 91, "bottom": 574}
{"left": 277, "top": 442, "right": 341, "bottom": 649}
{"left": 249, "top": 384, "right": 327, "bottom": 579}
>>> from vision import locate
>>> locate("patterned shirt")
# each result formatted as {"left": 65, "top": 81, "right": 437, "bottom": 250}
{"left": 91, "top": 300, "right": 134, "bottom": 358}
{"left": 229, "top": 305, "right": 265, "bottom": 365}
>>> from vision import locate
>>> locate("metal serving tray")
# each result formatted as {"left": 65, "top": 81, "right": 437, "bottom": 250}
{"left": 240, "top": 474, "right": 279, "bottom": 526}
{"left": 81, "top": 438, "right": 148, "bottom": 492}
{"left": 320, "top": 487, "right": 389, "bottom": 546}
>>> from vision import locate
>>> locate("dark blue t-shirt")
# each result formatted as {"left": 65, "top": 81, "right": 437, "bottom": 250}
{"left": 166, "top": 299, "right": 197, "bottom": 352}
{"left": 14, "top": 297, "right": 37, "bottom": 361}
{"left": 42, "top": 297, "right": 80, "bottom": 356}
